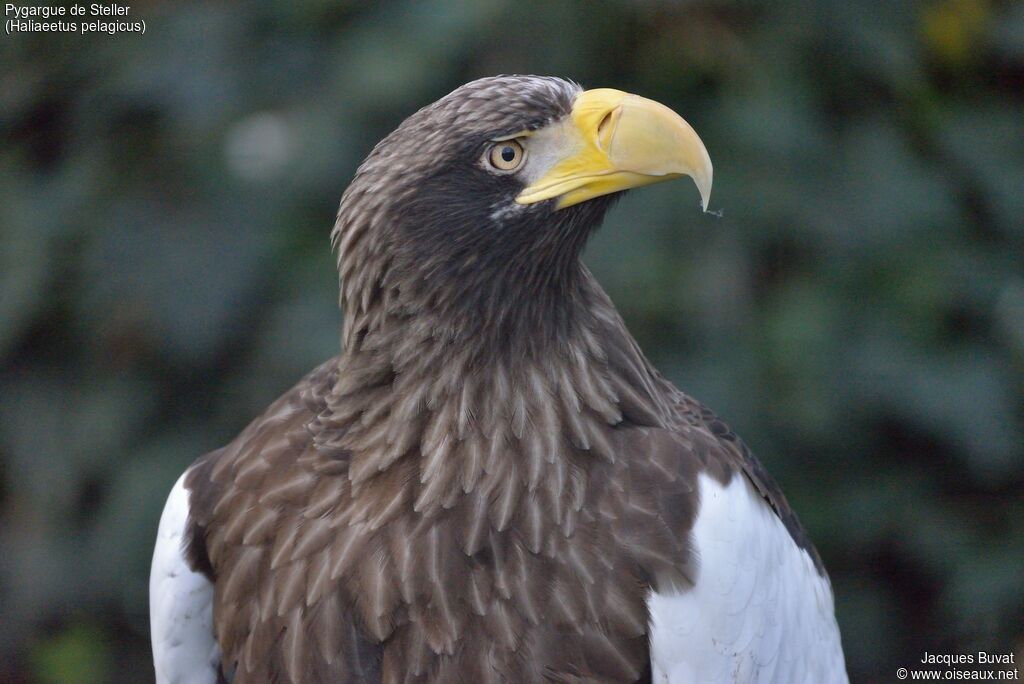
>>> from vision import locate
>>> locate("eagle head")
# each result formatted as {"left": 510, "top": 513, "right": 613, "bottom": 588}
{"left": 332, "top": 75, "right": 712, "bottom": 351}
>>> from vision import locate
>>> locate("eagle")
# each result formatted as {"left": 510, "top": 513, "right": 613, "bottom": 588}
{"left": 150, "top": 75, "right": 848, "bottom": 683}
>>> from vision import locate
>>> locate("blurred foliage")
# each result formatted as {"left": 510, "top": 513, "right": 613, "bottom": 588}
{"left": 30, "top": 623, "right": 112, "bottom": 684}
{"left": 1, "top": 1, "right": 1022, "bottom": 682}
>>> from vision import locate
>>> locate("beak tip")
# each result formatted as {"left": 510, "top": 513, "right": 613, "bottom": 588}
{"left": 696, "top": 173, "right": 713, "bottom": 214}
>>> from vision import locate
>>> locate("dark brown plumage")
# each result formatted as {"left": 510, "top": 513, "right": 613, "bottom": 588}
{"left": 175, "top": 76, "right": 827, "bottom": 683}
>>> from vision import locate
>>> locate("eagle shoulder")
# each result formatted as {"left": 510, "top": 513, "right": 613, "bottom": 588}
{"left": 627, "top": 420, "right": 848, "bottom": 683}
{"left": 646, "top": 469, "right": 847, "bottom": 683}
{"left": 160, "top": 358, "right": 386, "bottom": 683}
{"left": 149, "top": 470, "right": 220, "bottom": 684}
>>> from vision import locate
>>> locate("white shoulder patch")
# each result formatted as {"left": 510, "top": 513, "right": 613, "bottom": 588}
{"left": 150, "top": 470, "right": 220, "bottom": 684}
{"left": 647, "top": 472, "right": 848, "bottom": 683}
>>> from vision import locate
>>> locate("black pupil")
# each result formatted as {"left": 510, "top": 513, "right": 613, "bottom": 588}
{"left": 500, "top": 146, "right": 516, "bottom": 163}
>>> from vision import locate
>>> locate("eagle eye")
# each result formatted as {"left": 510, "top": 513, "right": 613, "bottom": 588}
{"left": 486, "top": 140, "right": 525, "bottom": 172}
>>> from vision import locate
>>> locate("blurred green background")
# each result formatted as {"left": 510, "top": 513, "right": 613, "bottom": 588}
{"left": 2, "top": 1, "right": 1023, "bottom": 682}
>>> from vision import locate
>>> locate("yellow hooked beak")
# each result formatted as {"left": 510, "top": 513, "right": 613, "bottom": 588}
{"left": 516, "top": 88, "right": 713, "bottom": 211}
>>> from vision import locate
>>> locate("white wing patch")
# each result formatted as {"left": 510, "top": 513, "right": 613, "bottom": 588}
{"left": 648, "top": 472, "right": 848, "bottom": 683}
{"left": 150, "top": 470, "right": 220, "bottom": 684}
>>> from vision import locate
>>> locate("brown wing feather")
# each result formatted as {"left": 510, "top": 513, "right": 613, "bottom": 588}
{"left": 186, "top": 360, "right": 385, "bottom": 683}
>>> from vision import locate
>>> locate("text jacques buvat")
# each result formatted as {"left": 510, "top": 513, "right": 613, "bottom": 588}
{"left": 5, "top": 4, "right": 145, "bottom": 35}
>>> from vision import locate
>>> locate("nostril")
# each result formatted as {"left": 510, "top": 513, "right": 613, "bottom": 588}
{"left": 597, "top": 108, "right": 617, "bottom": 151}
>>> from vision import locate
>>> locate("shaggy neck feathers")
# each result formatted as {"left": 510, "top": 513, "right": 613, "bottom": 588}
{"left": 324, "top": 160, "right": 676, "bottom": 520}
{"left": 334, "top": 197, "right": 616, "bottom": 360}
{"left": 321, "top": 271, "right": 660, "bottom": 519}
